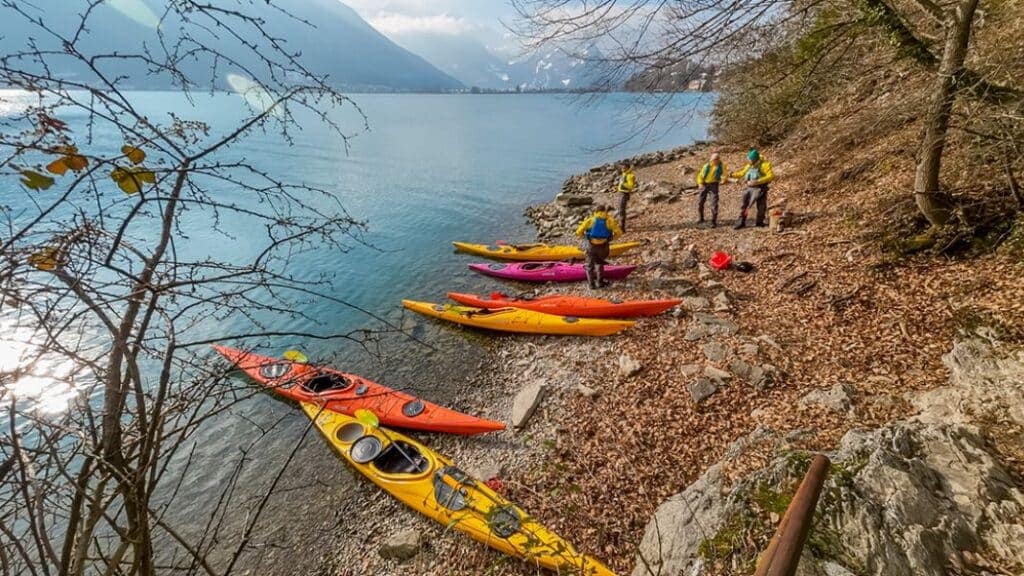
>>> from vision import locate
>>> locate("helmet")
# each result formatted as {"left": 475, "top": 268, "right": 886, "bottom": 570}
{"left": 748, "top": 149, "right": 760, "bottom": 162}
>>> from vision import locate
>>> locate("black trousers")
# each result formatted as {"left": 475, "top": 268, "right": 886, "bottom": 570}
{"left": 740, "top": 185, "right": 769, "bottom": 225}
{"left": 698, "top": 183, "right": 720, "bottom": 223}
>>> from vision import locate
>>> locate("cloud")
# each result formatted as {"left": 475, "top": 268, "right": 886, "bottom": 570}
{"left": 367, "top": 12, "right": 479, "bottom": 36}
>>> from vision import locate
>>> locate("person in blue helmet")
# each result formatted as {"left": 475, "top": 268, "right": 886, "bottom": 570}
{"left": 730, "top": 149, "right": 775, "bottom": 229}
{"left": 575, "top": 204, "right": 622, "bottom": 289}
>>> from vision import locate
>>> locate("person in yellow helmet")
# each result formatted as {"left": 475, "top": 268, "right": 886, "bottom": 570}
{"left": 696, "top": 152, "right": 727, "bottom": 228}
{"left": 730, "top": 149, "right": 774, "bottom": 229}
{"left": 615, "top": 163, "right": 637, "bottom": 232}
{"left": 575, "top": 204, "right": 623, "bottom": 289}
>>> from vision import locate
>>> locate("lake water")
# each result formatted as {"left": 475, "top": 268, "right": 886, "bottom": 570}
{"left": 0, "top": 91, "right": 711, "bottom": 572}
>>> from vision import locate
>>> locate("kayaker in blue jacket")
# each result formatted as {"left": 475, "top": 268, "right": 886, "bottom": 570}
{"left": 575, "top": 205, "right": 622, "bottom": 289}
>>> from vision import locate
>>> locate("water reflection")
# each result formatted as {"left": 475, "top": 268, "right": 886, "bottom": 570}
{"left": 0, "top": 90, "right": 38, "bottom": 117}
{"left": 0, "top": 317, "right": 85, "bottom": 420}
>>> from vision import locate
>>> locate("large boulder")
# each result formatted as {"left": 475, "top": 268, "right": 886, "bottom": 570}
{"left": 631, "top": 337, "right": 1024, "bottom": 576}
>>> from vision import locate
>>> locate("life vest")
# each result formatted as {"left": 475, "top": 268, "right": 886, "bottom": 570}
{"left": 745, "top": 162, "right": 764, "bottom": 183}
{"left": 618, "top": 171, "right": 636, "bottom": 193}
{"left": 701, "top": 162, "right": 723, "bottom": 184}
{"left": 587, "top": 216, "right": 613, "bottom": 243}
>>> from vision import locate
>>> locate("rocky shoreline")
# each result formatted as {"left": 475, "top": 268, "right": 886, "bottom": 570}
{"left": 324, "top": 143, "right": 1024, "bottom": 576}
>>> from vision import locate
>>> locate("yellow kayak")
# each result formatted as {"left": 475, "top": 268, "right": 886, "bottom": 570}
{"left": 402, "top": 300, "right": 633, "bottom": 336}
{"left": 301, "top": 403, "right": 617, "bottom": 576}
{"left": 453, "top": 241, "right": 641, "bottom": 261}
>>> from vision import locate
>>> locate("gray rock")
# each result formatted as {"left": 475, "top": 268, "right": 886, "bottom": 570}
{"left": 680, "top": 364, "right": 702, "bottom": 378}
{"left": 618, "top": 354, "right": 643, "bottom": 378}
{"left": 799, "top": 382, "right": 855, "bottom": 414}
{"left": 688, "top": 377, "right": 718, "bottom": 404}
{"left": 702, "top": 340, "right": 732, "bottom": 363}
{"left": 647, "top": 277, "right": 697, "bottom": 295}
{"left": 555, "top": 193, "right": 593, "bottom": 207}
{"left": 713, "top": 291, "right": 731, "bottom": 312}
{"left": 684, "top": 313, "right": 739, "bottom": 341}
{"left": 730, "top": 358, "right": 774, "bottom": 389}
{"left": 704, "top": 365, "right": 732, "bottom": 380}
{"left": 511, "top": 382, "right": 545, "bottom": 428}
{"left": 576, "top": 384, "right": 599, "bottom": 399}
{"left": 821, "top": 561, "right": 858, "bottom": 576}
{"left": 468, "top": 462, "right": 505, "bottom": 482}
{"left": 378, "top": 529, "right": 422, "bottom": 561}
{"left": 698, "top": 263, "right": 712, "bottom": 281}
{"left": 680, "top": 296, "right": 710, "bottom": 311}
{"left": 738, "top": 342, "right": 760, "bottom": 357}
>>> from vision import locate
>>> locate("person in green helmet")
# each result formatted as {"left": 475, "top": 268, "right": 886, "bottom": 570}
{"left": 730, "top": 149, "right": 774, "bottom": 229}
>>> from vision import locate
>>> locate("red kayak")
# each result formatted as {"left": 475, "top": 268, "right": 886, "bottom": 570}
{"left": 447, "top": 292, "right": 683, "bottom": 318}
{"left": 212, "top": 346, "right": 504, "bottom": 435}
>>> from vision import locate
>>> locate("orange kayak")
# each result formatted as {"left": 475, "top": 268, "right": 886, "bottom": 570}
{"left": 212, "top": 346, "right": 504, "bottom": 435}
{"left": 447, "top": 292, "right": 683, "bottom": 318}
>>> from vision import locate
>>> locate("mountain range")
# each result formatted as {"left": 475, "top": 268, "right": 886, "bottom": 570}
{"left": 389, "top": 31, "right": 608, "bottom": 91}
{"left": 0, "top": 0, "right": 461, "bottom": 92}
{"left": 0, "top": 0, "right": 615, "bottom": 93}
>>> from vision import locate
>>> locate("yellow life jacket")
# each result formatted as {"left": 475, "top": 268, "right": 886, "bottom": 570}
{"left": 618, "top": 170, "right": 636, "bottom": 193}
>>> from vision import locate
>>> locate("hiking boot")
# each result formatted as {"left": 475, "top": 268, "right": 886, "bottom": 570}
{"left": 588, "top": 281, "right": 599, "bottom": 289}
{"left": 733, "top": 220, "right": 746, "bottom": 230}
{"left": 711, "top": 220, "right": 718, "bottom": 228}
{"left": 755, "top": 221, "right": 767, "bottom": 228}
{"left": 598, "top": 280, "right": 610, "bottom": 288}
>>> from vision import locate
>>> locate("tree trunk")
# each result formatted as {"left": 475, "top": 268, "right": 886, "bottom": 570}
{"left": 913, "top": 0, "right": 980, "bottom": 226}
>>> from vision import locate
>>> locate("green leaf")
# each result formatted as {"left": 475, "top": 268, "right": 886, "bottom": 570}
{"left": 20, "top": 169, "right": 55, "bottom": 191}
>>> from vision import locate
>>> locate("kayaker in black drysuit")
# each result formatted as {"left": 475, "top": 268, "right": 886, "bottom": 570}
{"left": 575, "top": 205, "right": 622, "bottom": 289}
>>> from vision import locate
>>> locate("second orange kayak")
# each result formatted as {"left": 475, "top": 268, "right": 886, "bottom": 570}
{"left": 447, "top": 292, "right": 683, "bottom": 318}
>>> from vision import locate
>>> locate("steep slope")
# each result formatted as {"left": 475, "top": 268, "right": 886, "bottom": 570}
{"left": 0, "top": 0, "right": 462, "bottom": 92}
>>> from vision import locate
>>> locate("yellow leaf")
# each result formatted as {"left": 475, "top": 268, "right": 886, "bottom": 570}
{"left": 65, "top": 154, "right": 88, "bottom": 171}
{"left": 28, "top": 247, "right": 60, "bottom": 271}
{"left": 20, "top": 169, "right": 55, "bottom": 191}
{"left": 110, "top": 165, "right": 155, "bottom": 195}
{"left": 46, "top": 158, "right": 69, "bottom": 175}
{"left": 122, "top": 145, "right": 146, "bottom": 165}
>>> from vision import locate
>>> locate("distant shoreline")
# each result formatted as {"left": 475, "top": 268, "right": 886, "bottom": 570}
{"left": 0, "top": 85, "right": 715, "bottom": 96}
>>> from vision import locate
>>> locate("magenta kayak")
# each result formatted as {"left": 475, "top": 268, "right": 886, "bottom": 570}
{"left": 468, "top": 262, "right": 636, "bottom": 283}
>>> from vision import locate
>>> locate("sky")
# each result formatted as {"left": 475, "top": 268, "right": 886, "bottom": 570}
{"left": 344, "top": 0, "right": 518, "bottom": 51}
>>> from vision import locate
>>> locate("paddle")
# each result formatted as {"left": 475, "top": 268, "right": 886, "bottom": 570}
{"left": 354, "top": 408, "right": 380, "bottom": 429}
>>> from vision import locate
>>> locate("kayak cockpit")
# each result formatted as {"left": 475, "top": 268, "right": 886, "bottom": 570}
{"left": 350, "top": 435, "right": 430, "bottom": 476}
{"left": 302, "top": 372, "right": 352, "bottom": 393}
{"left": 373, "top": 440, "right": 429, "bottom": 475}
